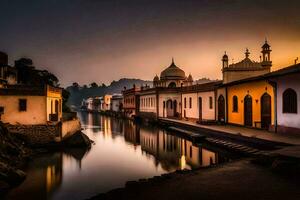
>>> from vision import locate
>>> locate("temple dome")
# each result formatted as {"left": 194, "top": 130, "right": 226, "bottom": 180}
{"left": 153, "top": 74, "right": 159, "bottom": 81}
{"left": 187, "top": 74, "right": 193, "bottom": 81}
{"left": 160, "top": 59, "right": 185, "bottom": 80}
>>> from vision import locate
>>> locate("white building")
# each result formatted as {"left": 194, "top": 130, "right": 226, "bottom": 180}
{"left": 111, "top": 94, "right": 123, "bottom": 112}
{"left": 153, "top": 58, "right": 193, "bottom": 88}
{"left": 181, "top": 81, "right": 222, "bottom": 122}
{"left": 138, "top": 59, "right": 190, "bottom": 120}
{"left": 266, "top": 64, "right": 300, "bottom": 134}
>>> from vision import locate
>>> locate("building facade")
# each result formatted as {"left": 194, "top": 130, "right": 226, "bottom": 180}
{"left": 266, "top": 64, "right": 300, "bottom": 134}
{"left": 122, "top": 85, "right": 140, "bottom": 118}
{"left": 225, "top": 78, "right": 275, "bottom": 130}
{"left": 222, "top": 40, "right": 272, "bottom": 84}
{"left": 0, "top": 85, "right": 62, "bottom": 125}
{"left": 111, "top": 94, "right": 123, "bottom": 112}
{"left": 153, "top": 59, "right": 193, "bottom": 88}
{"left": 181, "top": 81, "right": 221, "bottom": 122}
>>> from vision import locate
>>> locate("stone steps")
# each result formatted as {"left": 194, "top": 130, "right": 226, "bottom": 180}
{"left": 206, "top": 137, "right": 266, "bottom": 156}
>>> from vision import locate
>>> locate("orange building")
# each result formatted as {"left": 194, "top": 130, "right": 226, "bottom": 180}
{"left": 225, "top": 77, "right": 275, "bottom": 130}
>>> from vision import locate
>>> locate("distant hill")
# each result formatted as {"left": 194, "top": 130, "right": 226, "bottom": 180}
{"left": 195, "top": 78, "right": 218, "bottom": 84}
{"left": 66, "top": 78, "right": 152, "bottom": 107}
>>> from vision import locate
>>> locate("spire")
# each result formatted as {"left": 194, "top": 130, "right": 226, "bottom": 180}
{"left": 245, "top": 48, "right": 250, "bottom": 58}
{"left": 172, "top": 57, "right": 174, "bottom": 64}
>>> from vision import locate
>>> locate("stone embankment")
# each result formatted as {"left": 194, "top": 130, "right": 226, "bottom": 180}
{"left": 0, "top": 123, "right": 30, "bottom": 195}
{"left": 0, "top": 121, "right": 92, "bottom": 196}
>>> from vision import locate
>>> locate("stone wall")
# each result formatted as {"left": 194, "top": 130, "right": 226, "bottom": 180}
{"left": 61, "top": 118, "right": 81, "bottom": 139}
{"left": 6, "top": 124, "right": 60, "bottom": 146}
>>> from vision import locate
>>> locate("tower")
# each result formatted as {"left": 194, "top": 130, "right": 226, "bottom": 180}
{"left": 261, "top": 39, "right": 272, "bottom": 68}
{"left": 222, "top": 51, "right": 229, "bottom": 69}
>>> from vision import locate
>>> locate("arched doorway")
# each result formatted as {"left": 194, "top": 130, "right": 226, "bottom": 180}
{"left": 166, "top": 99, "right": 173, "bottom": 117}
{"left": 218, "top": 95, "right": 225, "bottom": 122}
{"left": 244, "top": 95, "right": 253, "bottom": 127}
{"left": 173, "top": 100, "right": 177, "bottom": 117}
{"left": 198, "top": 97, "right": 202, "bottom": 122}
{"left": 168, "top": 82, "right": 176, "bottom": 88}
{"left": 261, "top": 93, "right": 271, "bottom": 130}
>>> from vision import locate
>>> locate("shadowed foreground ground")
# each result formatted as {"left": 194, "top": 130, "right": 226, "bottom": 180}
{"left": 90, "top": 159, "right": 300, "bottom": 200}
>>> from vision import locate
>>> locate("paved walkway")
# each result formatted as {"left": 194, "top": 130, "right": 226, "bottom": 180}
{"left": 160, "top": 118, "right": 300, "bottom": 145}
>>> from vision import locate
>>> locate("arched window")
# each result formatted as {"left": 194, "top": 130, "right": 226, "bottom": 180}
{"left": 184, "top": 98, "right": 187, "bottom": 108}
{"left": 189, "top": 97, "right": 192, "bottom": 108}
{"left": 233, "top": 96, "right": 238, "bottom": 112}
{"left": 283, "top": 88, "right": 297, "bottom": 113}
{"left": 168, "top": 82, "right": 176, "bottom": 88}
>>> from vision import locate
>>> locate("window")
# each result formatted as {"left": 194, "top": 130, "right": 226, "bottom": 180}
{"left": 283, "top": 88, "right": 297, "bottom": 113}
{"left": 190, "top": 146, "right": 192, "bottom": 157}
{"left": 184, "top": 98, "right": 187, "bottom": 108}
{"left": 0, "top": 106, "right": 4, "bottom": 114}
{"left": 233, "top": 96, "right": 238, "bottom": 112}
{"left": 19, "top": 99, "right": 27, "bottom": 111}
{"left": 189, "top": 97, "right": 192, "bottom": 108}
{"left": 209, "top": 97, "right": 213, "bottom": 109}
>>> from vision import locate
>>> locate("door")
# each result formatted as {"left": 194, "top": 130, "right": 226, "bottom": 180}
{"left": 261, "top": 93, "right": 271, "bottom": 130}
{"left": 218, "top": 95, "right": 225, "bottom": 122}
{"left": 244, "top": 95, "right": 253, "bottom": 127}
{"left": 173, "top": 100, "right": 177, "bottom": 117}
{"left": 166, "top": 100, "right": 173, "bottom": 117}
{"left": 198, "top": 97, "right": 202, "bottom": 122}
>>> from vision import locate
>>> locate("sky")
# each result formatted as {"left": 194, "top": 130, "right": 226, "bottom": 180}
{"left": 1, "top": 0, "right": 300, "bottom": 86}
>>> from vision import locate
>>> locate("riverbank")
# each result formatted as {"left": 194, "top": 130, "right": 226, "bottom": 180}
{"left": 0, "top": 122, "right": 92, "bottom": 196}
{"left": 90, "top": 158, "right": 300, "bottom": 200}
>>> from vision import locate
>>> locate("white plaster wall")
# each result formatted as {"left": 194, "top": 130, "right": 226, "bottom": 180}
{"left": 182, "top": 91, "right": 216, "bottom": 120}
{"left": 182, "top": 93, "right": 198, "bottom": 119}
{"left": 140, "top": 94, "right": 157, "bottom": 113}
{"left": 275, "top": 73, "right": 300, "bottom": 129}
{"left": 198, "top": 91, "right": 216, "bottom": 120}
{"left": 111, "top": 99, "right": 122, "bottom": 112}
{"left": 158, "top": 93, "right": 181, "bottom": 117}
{"left": 0, "top": 95, "right": 47, "bottom": 125}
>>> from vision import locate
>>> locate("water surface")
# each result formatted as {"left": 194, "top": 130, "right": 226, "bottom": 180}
{"left": 6, "top": 112, "right": 233, "bottom": 200}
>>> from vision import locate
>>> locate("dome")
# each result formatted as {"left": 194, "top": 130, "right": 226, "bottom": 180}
{"left": 187, "top": 74, "right": 193, "bottom": 81}
{"left": 153, "top": 74, "right": 159, "bottom": 81}
{"left": 160, "top": 59, "right": 186, "bottom": 80}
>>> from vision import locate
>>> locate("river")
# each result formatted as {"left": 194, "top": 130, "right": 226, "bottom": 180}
{"left": 5, "top": 112, "right": 235, "bottom": 200}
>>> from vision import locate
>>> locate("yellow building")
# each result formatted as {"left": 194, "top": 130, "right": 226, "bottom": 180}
{"left": 0, "top": 84, "right": 62, "bottom": 125}
{"left": 226, "top": 77, "right": 275, "bottom": 130}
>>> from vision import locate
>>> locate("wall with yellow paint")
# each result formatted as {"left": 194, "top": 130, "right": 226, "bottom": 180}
{"left": 0, "top": 95, "right": 47, "bottom": 125}
{"left": 227, "top": 80, "right": 275, "bottom": 128}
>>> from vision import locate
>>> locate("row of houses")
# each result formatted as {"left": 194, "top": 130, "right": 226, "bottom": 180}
{"left": 119, "top": 40, "right": 299, "bottom": 134}
{"left": 82, "top": 94, "right": 123, "bottom": 113}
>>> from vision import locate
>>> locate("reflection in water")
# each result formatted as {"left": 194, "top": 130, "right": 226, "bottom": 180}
{"left": 6, "top": 113, "right": 233, "bottom": 200}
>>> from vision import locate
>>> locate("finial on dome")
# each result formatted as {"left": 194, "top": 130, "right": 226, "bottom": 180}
{"left": 245, "top": 48, "right": 250, "bottom": 58}
{"left": 172, "top": 57, "right": 174, "bottom": 64}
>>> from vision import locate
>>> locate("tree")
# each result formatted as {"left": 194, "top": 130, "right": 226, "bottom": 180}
{"left": 72, "top": 82, "right": 79, "bottom": 88}
{"left": 90, "top": 82, "right": 98, "bottom": 88}
{"left": 62, "top": 89, "right": 71, "bottom": 112}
